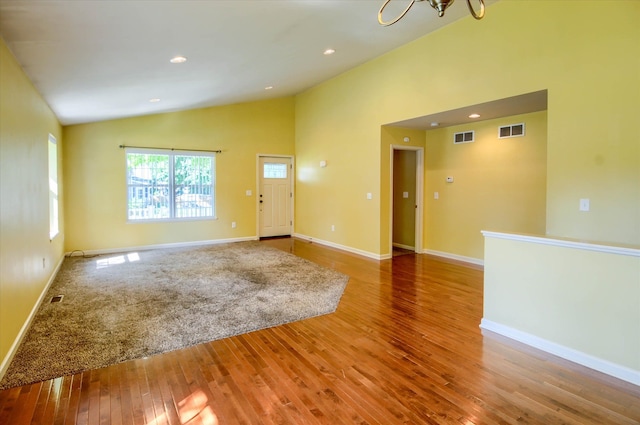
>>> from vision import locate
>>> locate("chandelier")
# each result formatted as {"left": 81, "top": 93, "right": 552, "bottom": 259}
{"left": 378, "top": 0, "right": 485, "bottom": 26}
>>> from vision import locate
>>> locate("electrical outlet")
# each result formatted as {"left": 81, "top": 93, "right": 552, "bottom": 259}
{"left": 434, "top": 192, "right": 439, "bottom": 200}
{"left": 331, "top": 225, "right": 335, "bottom": 232}
{"left": 231, "top": 221, "right": 237, "bottom": 228}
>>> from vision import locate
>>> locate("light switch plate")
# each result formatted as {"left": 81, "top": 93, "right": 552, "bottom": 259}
{"left": 579, "top": 198, "right": 590, "bottom": 212}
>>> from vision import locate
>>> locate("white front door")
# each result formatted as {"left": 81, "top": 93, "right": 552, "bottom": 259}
{"left": 259, "top": 156, "right": 292, "bottom": 237}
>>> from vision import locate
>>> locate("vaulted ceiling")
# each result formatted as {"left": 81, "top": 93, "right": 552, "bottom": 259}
{"left": 0, "top": 0, "right": 496, "bottom": 126}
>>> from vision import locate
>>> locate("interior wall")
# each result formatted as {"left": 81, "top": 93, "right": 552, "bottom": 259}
{"left": 63, "top": 97, "right": 295, "bottom": 252}
{"left": 424, "top": 111, "right": 547, "bottom": 260}
{"left": 392, "top": 150, "right": 416, "bottom": 248}
{"left": 0, "top": 38, "right": 64, "bottom": 366}
{"left": 483, "top": 233, "right": 640, "bottom": 382}
{"left": 295, "top": 1, "right": 640, "bottom": 256}
{"left": 380, "top": 127, "right": 426, "bottom": 257}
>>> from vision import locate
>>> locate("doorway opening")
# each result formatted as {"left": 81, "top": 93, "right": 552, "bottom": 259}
{"left": 257, "top": 155, "right": 294, "bottom": 238}
{"left": 390, "top": 145, "right": 424, "bottom": 256}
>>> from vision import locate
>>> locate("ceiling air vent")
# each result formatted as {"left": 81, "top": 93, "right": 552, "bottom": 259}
{"left": 453, "top": 131, "right": 474, "bottom": 144}
{"left": 499, "top": 123, "right": 525, "bottom": 139}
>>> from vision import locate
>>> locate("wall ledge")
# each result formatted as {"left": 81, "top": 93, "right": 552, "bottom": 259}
{"left": 480, "top": 319, "right": 640, "bottom": 387}
{"left": 481, "top": 231, "right": 640, "bottom": 258}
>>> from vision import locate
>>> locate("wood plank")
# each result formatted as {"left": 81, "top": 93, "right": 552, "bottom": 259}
{"left": 0, "top": 237, "right": 638, "bottom": 424}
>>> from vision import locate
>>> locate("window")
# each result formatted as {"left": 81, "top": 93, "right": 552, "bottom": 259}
{"left": 126, "top": 148, "right": 215, "bottom": 221}
{"left": 48, "top": 134, "right": 59, "bottom": 239}
{"left": 263, "top": 162, "right": 288, "bottom": 179}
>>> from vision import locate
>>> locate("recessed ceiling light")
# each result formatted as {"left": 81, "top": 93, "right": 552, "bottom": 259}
{"left": 323, "top": 48, "right": 336, "bottom": 55}
{"left": 149, "top": 98, "right": 161, "bottom": 103}
{"left": 469, "top": 113, "right": 481, "bottom": 119}
{"left": 430, "top": 122, "right": 440, "bottom": 127}
{"left": 169, "top": 56, "right": 187, "bottom": 64}
{"left": 265, "top": 86, "right": 273, "bottom": 90}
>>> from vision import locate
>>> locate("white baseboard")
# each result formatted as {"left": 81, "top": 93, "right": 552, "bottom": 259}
{"left": 293, "top": 233, "right": 385, "bottom": 260}
{"left": 0, "top": 254, "right": 66, "bottom": 380}
{"left": 480, "top": 319, "right": 640, "bottom": 387}
{"left": 291, "top": 237, "right": 486, "bottom": 264}
{"left": 66, "top": 236, "right": 259, "bottom": 257}
{"left": 392, "top": 243, "right": 415, "bottom": 251}
{"left": 423, "top": 249, "right": 484, "bottom": 267}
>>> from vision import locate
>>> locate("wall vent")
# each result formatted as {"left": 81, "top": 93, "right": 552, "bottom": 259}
{"left": 499, "top": 123, "right": 525, "bottom": 139}
{"left": 453, "top": 131, "right": 474, "bottom": 144}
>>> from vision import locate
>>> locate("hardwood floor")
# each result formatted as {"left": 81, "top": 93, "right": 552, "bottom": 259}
{"left": 1, "top": 238, "right": 638, "bottom": 424}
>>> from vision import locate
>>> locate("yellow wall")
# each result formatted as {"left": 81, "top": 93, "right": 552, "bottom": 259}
{"left": 63, "top": 97, "right": 294, "bottom": 251}
{"left": 381, "top": 126, "right": 426, "bottom": 256}
{"left": 294, "top": 71, "right": 385, "bottom": 254}
{"left": 483, "top": 233, "right": 640, "bottom": 380}
{"left": 424, "top": 111, "right": 547, "bottom": 259}
{"left": 0, "top": 39, "right": 64, "bottom": 366}
{"left": 295, "top": 1, "right": 640, "bottom": 257}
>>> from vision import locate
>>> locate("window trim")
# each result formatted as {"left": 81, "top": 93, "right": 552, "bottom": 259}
{"left": 125, "top": 147, "right": 216, "bottom": 223}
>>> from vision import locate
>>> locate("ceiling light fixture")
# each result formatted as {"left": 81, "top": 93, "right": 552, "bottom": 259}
{"left": 149, "top": 98, "right": 161, "bottom": 103}
{"left": 323, "top": 48, "right": 336, "bottom": 55}
{"left": 169, "top": 56, "right": 187, "bottom": 64}
{"left": 378, "top": 0, "right": 485, "bottom": 26}
{"left": 265, "top": 86, "right": 273, "bottom": 90}
{"left": 469, "top": 113, "right": 481, "bottom": 118}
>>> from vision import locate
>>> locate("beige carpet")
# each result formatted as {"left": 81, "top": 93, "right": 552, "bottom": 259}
{"left": 0, "top": 241, "right": 349, "bottom": 390}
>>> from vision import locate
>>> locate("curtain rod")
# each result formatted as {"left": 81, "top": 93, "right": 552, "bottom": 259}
{"left": 119, "top": 144, "right": 221, "bottom": 154}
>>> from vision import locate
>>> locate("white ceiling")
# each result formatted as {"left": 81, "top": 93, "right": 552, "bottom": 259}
{"left": 0, "top": 0, "right": 504, "bottom": 126}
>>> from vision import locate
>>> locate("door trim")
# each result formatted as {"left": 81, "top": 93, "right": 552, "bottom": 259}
{"left": 256, "top": 154, "right": 295, "bottom": 238}
{"left": 389, "top": 145, "right": 424, "bottom": 254}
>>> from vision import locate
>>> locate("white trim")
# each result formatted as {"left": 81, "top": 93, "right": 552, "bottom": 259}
{"left": 66, "top": 236, "right": 259, "bottom": 257}
{"left": 480, "top": 319, "right": 640, "bottom": 386}
{"left": 389, "top": 145, "right": 424, "bottom": 256}
{"left": 392, "top": 243, "right": 415, "bottom": 251}
{"left": 423, "top": 249, "right": 484, "bottom": 266}
{"left": 0, "top": 254, "right": 65, "bottom": 380}
{"left": 294, "top": 233, "right": 386, "bottom": 260}
{"left": 481, "top": 231, "right": 640, "bottom": 257}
